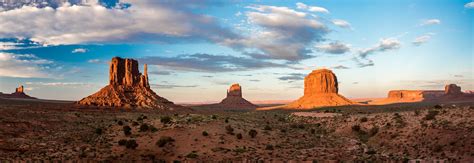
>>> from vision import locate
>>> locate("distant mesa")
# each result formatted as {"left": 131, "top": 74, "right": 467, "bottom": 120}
{"left": 217, "top": 83, "right": 257, "bottom": 109}
{"left": 385, "top": 83, "right": 472, "bottom": 103}
{"left": 260, "top": 69, "right": 354, "bottom": 110}
{"left": 0, "top": 85, "right": 36, "bottom": 99}
{"left": 77, "top": 57, "right": 182, "bottom": 110}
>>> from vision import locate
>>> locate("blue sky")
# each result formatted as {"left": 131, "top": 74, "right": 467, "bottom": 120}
{"left": 0, "top": 0, "right": 473, "bottom": 102}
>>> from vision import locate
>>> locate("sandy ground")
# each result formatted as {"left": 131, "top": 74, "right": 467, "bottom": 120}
{"left": 0, "top": 98, "right": 473, "bottom": 161}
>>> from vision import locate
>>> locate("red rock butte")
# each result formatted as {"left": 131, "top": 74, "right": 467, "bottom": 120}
{"left": 385, "top": 83, "right": 471, "bottom": 103}
{"left": 218, "top": 83, "right": 257, "bottom": 109}
{"left": 78, "top": 57, "right": 181, "bottom": 110}
{"left": 0, "top": 85, "right": 36, "bottom": 99}
{"left": 285, "top": 69, "right": 354, "bottom": 109}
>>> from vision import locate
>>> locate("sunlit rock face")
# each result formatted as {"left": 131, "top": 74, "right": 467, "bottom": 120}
{"left": 218, "top": 83, "right": 257, "bottom": 109}
{"left": 286, "top": 69, "right": 354, "bottom": 109}
{"left": 78, "top": 57, "right": 181, "bottom": 110}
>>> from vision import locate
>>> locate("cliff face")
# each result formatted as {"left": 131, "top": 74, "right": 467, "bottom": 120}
{"left": 286, "top": 69, "right": 354, "bottom": 109}
{"left": 218, "top": 84, "right": 257, "bottom": 109}
{"left": 78, "top": 57, "right": 181, "bottom": 110}
{"left": 0, "top": 85, "right": 36, "bottom": 99}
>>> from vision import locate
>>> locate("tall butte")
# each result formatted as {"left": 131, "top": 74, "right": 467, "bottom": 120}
{"left": 78, "top": 57, "right": 181, "bottom": 110}
{"left": 218, "top": 83, "right": 257, "bottom": 109}
{"left": 285, "top": 69, "right": 354, "bottom": 109}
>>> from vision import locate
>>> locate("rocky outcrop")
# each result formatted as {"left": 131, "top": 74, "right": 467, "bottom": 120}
{"left": 78, "top": 57, "right": 181, "bottom": 110}
{"left": 285, "top": 69, "right": 354, "bottom": 109}
{"left": 0, "top": 85, "right": 36, "bottom": 99}
{"left": 445, "top": 84, "right": 462, "bottom": 95}
{"left": 218, "top": 84, "right": 257, "bottom": 109}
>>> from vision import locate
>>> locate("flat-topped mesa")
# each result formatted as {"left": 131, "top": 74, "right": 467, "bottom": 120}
{"left": 445, "top": 84, "right": 462, "bottom": 95}
{"left": 227, "top": 84, "right": 242, "bottom": 97}
{"left": 219, "top": 83, "right": 257, "bottom": 109}
{"left": 78, "top": 57, "right": 182, "bottom": 110}
{"left": 304, "top": 69, "right": 338, "bottom": 96}
{"left": 285, "top": 68, "right": 354, "bottom": 109}
{"left": 15, "top": 85, "right": 24, "bottom": 94}
{"left": 109, "top": 57, "right": 149, "bottom": 88}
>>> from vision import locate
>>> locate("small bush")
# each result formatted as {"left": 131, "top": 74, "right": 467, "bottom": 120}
{"left": 132, "top": 121, "right": 139, "bottom": 126}
{"left": 264, "top": 125, "right": 272, "bottom": 130}
{"left": 224, "top": 118, "right": 229, "bottom": 123}
{"left": 117, "top": 121, "right": 123, "bottom": 126}
{"left": 123, "top": 126, "right": 132, "bottom": 136}
{"left": 211, "top": 115, "right": 217, "bottom": 119}
{"left": 351, "top": 125, "right": 361, "bottom": 132}
{"left": 156, "top": 136, "right": 175, "bottom": 147}
{"left": 225, "top": 125, "right": 234, "bottom": 134}
{"left": 186, "top": 152, "right": 198, "bottom": 158}
{"left": 360, "top": 117, "right": 368, "bottom": 123}
{"left": 161, "top": 116, "right": 172, "bottom": 124}
{"left": 265, "top": 144, "right": 274, "bottom": 150}
{"left": 139, "top": 124, "right": 149, "bottom": 132}
{"left": 150, "top": 125, "right": 158, "bottom": 132}
{"left": 125, "top": 139, "right": 138, "bottom": 149}
{"left": 434, "top": 104, "right": 442, "bottom": 109}
{"left": 236, "top": 133, "right": 242, "bottom": 139}
{"left": 118, "top": 139, "right": 127, "bottom": 146}
{"left": 414, "top": 110, "right": 420, "bottom": 116}
{"left": 280, "top": 129, "right": 287, "bottom": 133}
{"left": 424, "top": 110, "right": 439, "bottom": 120}
{"left": 202, "top": 131, "right": 209, "bottom": 136}
{"left": 310, "top": 128, "right": 316, "bottom": 134}
{"left": 248, "top": 129, "right": 258, "bottom": 138}
{"left": 95, "top": 128, "right": 103, "bottom": 135}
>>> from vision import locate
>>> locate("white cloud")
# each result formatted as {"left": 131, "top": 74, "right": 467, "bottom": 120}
{"left": 331, "top": 19, "right": 351, "bottom": 29}
{"left": 465, "top": 2, "right": 474, "bottom": 8}
{"left": 359, "top": 38, "right": 401, "bottom": 58}
{"left": 0, "top": 0, "right": 237, "bottom": 45}
{"left": 412, "top": 33, "right": 435, "bottom": 46}
{"left": 87, "top": 59, "right": 101, "bottom": 63}
{"left": 296, "top": 2, "right": 329, "bottom": 14}
{"left": 316, "top": 41, "right": 351, "bottom": 54}
{"left": 72, "top": 48, "right": 87, "bottom": 53}
{"left": 420, "top": 19, "right": 441, "bottom": 26}
{"left": 224, "top": 4, "right": 329, "bottom": 61}
{"left": 0, "top": 52, "right": 52, "bottom": 78}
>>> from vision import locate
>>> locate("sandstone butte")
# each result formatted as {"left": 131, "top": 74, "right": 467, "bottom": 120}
{"left": 283, "top": 69, "right": 354, "bottom": 109}
{"left": 385, "top": 83, "right": 471, "bottom": 103}
{"left": 0, "top": 85, "right": 36, "bottom": 99}
{"left": 218, "top": 83, "right": 257, "bottom": 109}
{"left": 77, "top": 57, "right": 181, "bottom": 110}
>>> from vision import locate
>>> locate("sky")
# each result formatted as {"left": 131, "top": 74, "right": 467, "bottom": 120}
{"left": 0, "top": 0, "right": 473, "bottom": 103}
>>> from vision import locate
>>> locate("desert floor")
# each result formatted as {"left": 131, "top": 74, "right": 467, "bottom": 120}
{"left": 0, "top": 98, "right": 473, "bottom": 162}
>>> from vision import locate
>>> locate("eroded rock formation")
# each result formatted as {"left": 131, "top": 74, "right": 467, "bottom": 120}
{"left": 286, "top": 69, "right": 354, "bottom": 109}
{"left": 218, "top": 84, "right": 257, "bottom": 109}
{"left": 78, "top": 57, "right": 180, "bottom": 110}
{"left": 0, "top": 85, "right": 36, "bottom": 99}
{"left": 445, "top": 84, "right": 462, "bottom": 95}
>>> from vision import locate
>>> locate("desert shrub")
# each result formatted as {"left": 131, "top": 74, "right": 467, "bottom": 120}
{"left": 186, "top": 152, "right": 198, "bottom": 158}
{"left": 393, "top": 113, "right": 406, "bottom": 127}
{"left": 137, "top": 116, "right": 143, "bottom": 121}
{"left": 125, "top": 139, "right": 138, "bottom": 149}
{"left": 310, "top": 128, "right": 316, "bottom": 134}
{"left": 278, "top": 117, "right": 286, "bottom": 122}
{"left": 424, "top": 110, "right": 439, "bottom": 120}
{"left": 414, "top": 110, "right": 420, "bottom": 116}
{"left": 264, "top": 125, "right": 272, "bottom": 130}
{"left": 118, "top": 139, "right": 127, "bottom": 146}
{"left": 366, "top": 149, "right": 376, "bottom": 155}
{"left": 211, "top": 115, "right": 217, "bottom": 119}
{"left": 351, "top": 125, "right": 361, "bottom": 132}
{"left": 434, "top": 104, "right": 442, "bottom": 109}
{"left": 225, "top": 125, "right": 234, "bottom": 134}
{"left": 123, "top": 126, "right": 132, "bottom": 136}
{"left": 360, "top": 117, "right": 368, "bottom": 123}
{"left": 298, "top": 124, "right": 305, "bottom": 129}
{"left": 95, "top": 128, "right": 103, "bottom": 135}
{"left": 248, "top": 129, "right": 258, "bottom": 138}
{"left": 202, "top": 131, "right": 209, "bottom": 136}
{"left": 161, "top": 116, "right": 172, "bottom": 124}
{"left": 150, "top": 125, "right": 158, "bottom": 132}
{"left": 280, "top": 129, "right": 287, "bottom": 133}
{"left": 224, "top": 118, "right": 229, "bottom": 123}
{"left": 139, "top": 124, "right": 149, "bottom": 132}
{"left": 117, "top": 120, "right": 123, "bottom": 126}
{"left": 369, "top": 126, "right": 379, "bottom": 136}
{"left": 236, "top": 133, "right": 242, "bottom": 139}
{"left": 156, "top": 136, "right": 175, "bottom": 147}
{"left": 132, "top": 121, "right": 139, "bottom": 126}
{"left": 265, "top": 144, "right": 274, "bottom": 150}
